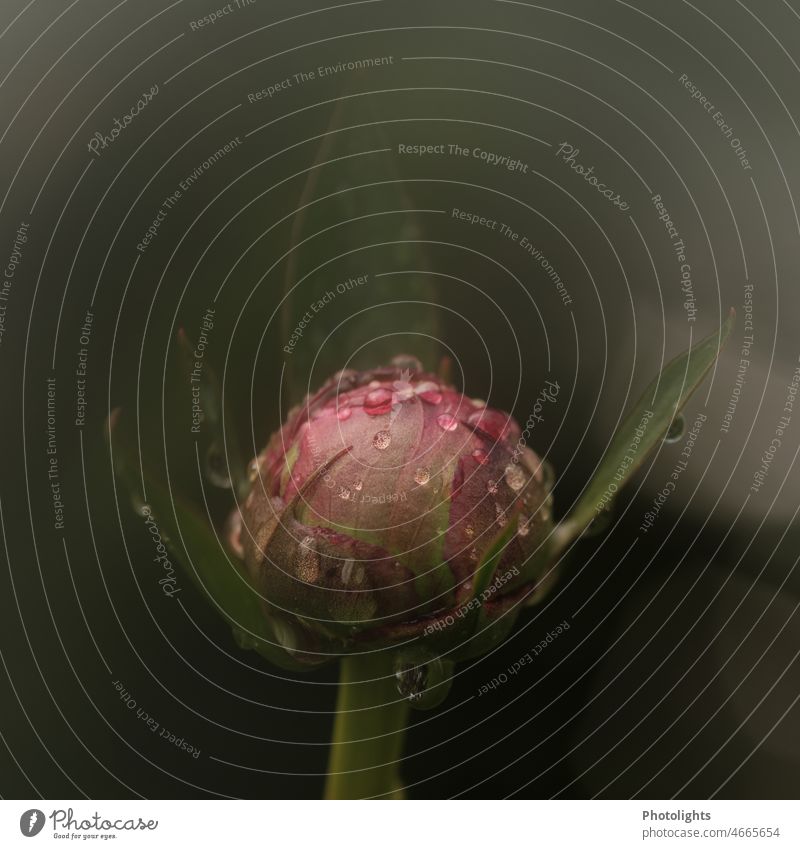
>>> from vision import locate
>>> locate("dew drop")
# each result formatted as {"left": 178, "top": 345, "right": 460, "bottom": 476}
{"left": 486, "top": 479, "right": 499, "bottom": 495}
{"left": 337, "top": 406, "right": 352, "bottom": 421}
{"left": 295, "top": 536, "right": 320, "bottom": 582}
{"left": 471, "top": 398, "right": 486, "bottom": 408}
{"left": 504, "top": 462, "right": 526, "bottom": 492}
{"left": 415, "top": 381, "right": 442, "bottom": 404}
{"left": 338, "top": 486, "right": 351, "bottom": 500}
{"left": 465, "top": 523, "right": 475, "bottom": 538}
{"left": 352, "top": 479, "right": 363, "bottom": 491}
{"left": 368, "top": 380, "right": 381, "bottom": 389}
{"left": 495, "top": 503, "right": 508, "bottom": 527}
{"left": 472, "top": 448, "right": 488, "bottom": 465}
{"left": 517, "top": 514, "right": 531, "bottom": 537}
{"left": 437, "top": 413, "right": 458, "bottom": 432}
{"left": 204, "top": 442, "right": 233, "bottom": 489}
{"left": 414, "top": 466, "right": 431, "bottom": 485}
{"left": 364, "top": 387, "right": 393, "bottom": 416}
{"left": 247, "top": 458, "right": 260, "bottom": 483}
{"left": 469, "top": 547, "right": 478, "bottom": 562}
{"left": 394, "top": 653, "right": 454, "bottom": 710}
{"left": 665, "top": 414, "right": 685, "bottom": 444}
{"left": 586, "top": 505, "right": 613, "bottom": 538}
{"left": 130, "top": 493, "right": 151, "bottom": 517}
{"left": 372, "top": 430, "right": 392, "bottom": 450}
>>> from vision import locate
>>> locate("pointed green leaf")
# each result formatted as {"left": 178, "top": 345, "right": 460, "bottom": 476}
{"left": 555, "top": 310, "right": 734, "bottom": 549}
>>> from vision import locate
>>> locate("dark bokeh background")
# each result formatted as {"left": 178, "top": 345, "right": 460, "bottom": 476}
{"left": 1, "top": 0, "right": 798, "bottom": 798}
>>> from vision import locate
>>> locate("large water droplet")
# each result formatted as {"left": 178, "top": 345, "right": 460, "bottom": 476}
{"left": 372, "top": 430, "right": 392, "bottom": 450}
{"left": 394, "top": 651, "right": 453, "bottom": 710}
{"left": 295, "top": 536, "right": 320, "bottom": 582}
{"left": 204, "top": 442, "right": 233, "bottom": 489}
{"left": 337, "top": 406, "right": 352, "bottom": 421}
{"left": 665, "top": 414, "right": 685, "bottom": 444}
{"left": 504, "top": 462, "right": 526, "bottom": 492}
{"left": 414, "top": 467, "right": 430, "bottom": 485}
{"left": 341, "top": 559, "right": 365, "bottom": 586}
{"left": 437, "top": 414, "right": 458, "bottom": 432}
{"left": 415, "top": 381, "right": 442, "bottom": 404}
{"left": 364, "top": 387, "right": 393, "bottom": 416}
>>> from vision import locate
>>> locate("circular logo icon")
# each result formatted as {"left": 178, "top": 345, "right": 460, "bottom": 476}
{"left": 19, "top": 810, "right": 45, "bottom": 837}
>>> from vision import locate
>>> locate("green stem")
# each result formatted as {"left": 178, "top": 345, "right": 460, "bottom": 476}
{"left": 324, "top": 651, "right": 410, "bottom": 800}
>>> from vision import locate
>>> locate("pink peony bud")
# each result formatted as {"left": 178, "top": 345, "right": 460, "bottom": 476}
{"left": 232, "top": 357, "right": 555, "bottom": 658}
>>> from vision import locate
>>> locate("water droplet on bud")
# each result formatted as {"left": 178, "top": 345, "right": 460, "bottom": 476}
{"left": 337, "top": 406, "right": 352, "bottom": 421}
{"left": 472, "top": 448, "right": 488, "bottom": 465}
{"left": 437, "top": 414, "right": 458, "bottom": 432}
{"left": 414, "top": 467, "right": 431, "bottom": 485}
{"left": 495, "top": 503, "right": 508, "bottom": 527}
{"left": 504, "top": 462, "right": 526, "bottom": 492}
{"left": 415, "top": 381, "right": 442, "bottom": 404}
{"left": 364, "top": 388, "right": 393, "bottom": 416}
{"left": 665, "top": 414, "right": 685, "bottom": 444}
{"left": 372, "top": 430, "right": 392, "bottom": 450}
{"left": 486, "top": 479, "right": 498, "bottom": 495}
{"left": 394, "top": 651, "right": 453, "bottom": 709}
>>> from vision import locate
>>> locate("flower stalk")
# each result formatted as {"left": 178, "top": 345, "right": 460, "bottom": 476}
{"left": 324, "top": 651, "right": 410, "bottom": 800}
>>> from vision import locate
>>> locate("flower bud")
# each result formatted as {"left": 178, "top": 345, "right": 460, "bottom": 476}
{"left": 232, "top": 357, "right": 555, "bottom": 658}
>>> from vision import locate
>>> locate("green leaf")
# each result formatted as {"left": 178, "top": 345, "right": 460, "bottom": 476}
{"left": 555, "top": 310, "right": 734, "bottom": 549}
{"left": 106, "top": 409, "right": 304, "bottom": 670}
